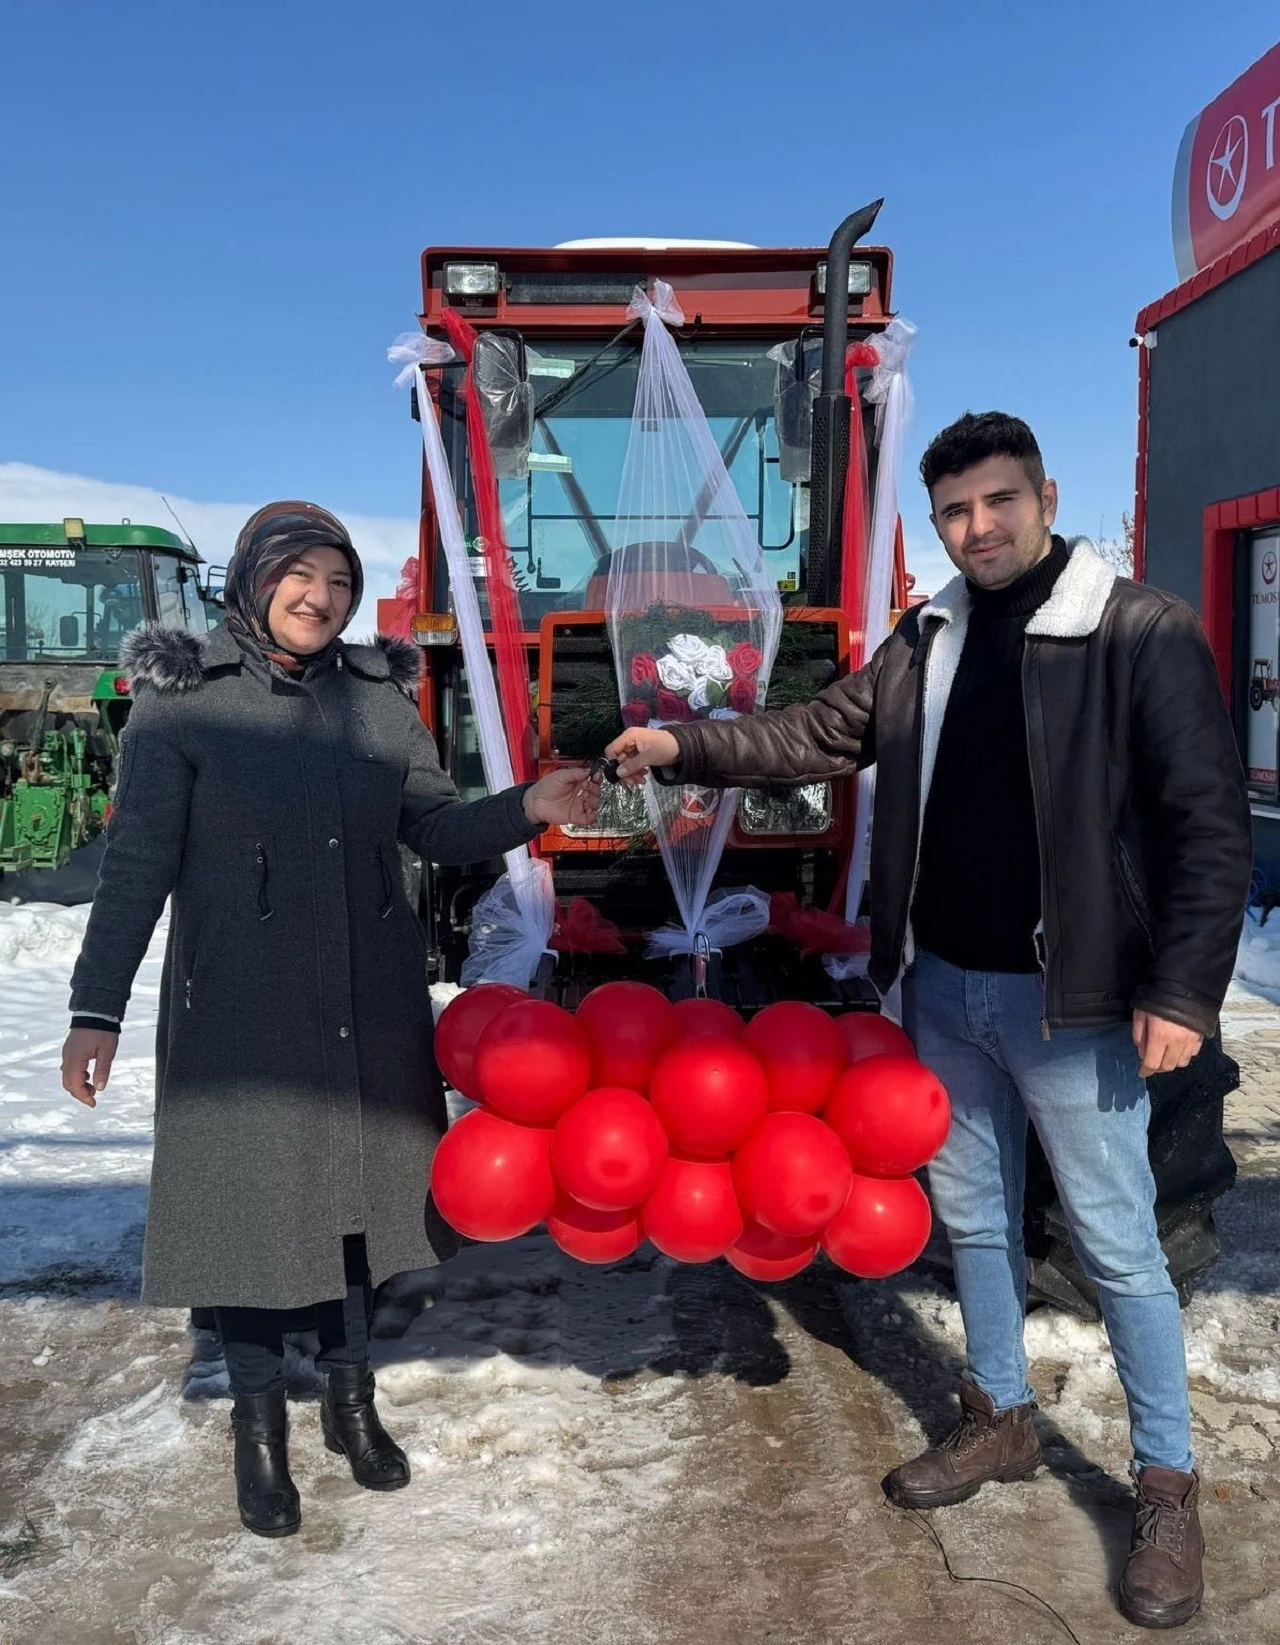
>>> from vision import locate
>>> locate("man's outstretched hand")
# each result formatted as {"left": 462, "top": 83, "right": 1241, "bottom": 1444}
{"left": 1132, "top": 1010, "right": 1202, "bottom": 1080}
{"left": 604, "top": 727, "right": 681, "bottom": 787}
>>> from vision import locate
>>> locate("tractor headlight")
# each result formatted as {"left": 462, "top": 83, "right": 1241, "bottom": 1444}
{"left": 443, "top": 262, "right": 501, "bottom": 298}
{"left": 814, "top": 261, "right": 873, "bottom": 298}
{"left": 737, "top": 783, "right": 834, "bottom": 836}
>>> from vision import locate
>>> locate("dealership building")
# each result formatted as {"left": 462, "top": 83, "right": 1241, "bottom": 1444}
{"left": 1135, "top": 41, "right": 1280, "bottom": 885}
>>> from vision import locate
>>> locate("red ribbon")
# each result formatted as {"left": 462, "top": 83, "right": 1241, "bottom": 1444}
{"left": 438, "top": 309, "right": 535, "bottom": 786}
{"left": 550, "top": 898, "right": 628, "bottom": 956}
{"left": 841, "top": 340, "right": 879, "bottom": 664}
{"left": 768, "top": 892, "right": 870, "bottom": 959}
{"left": 382, "top": 556, "right": 419, "bottom": 640}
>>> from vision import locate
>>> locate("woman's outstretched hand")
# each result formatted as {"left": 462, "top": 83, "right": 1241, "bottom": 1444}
{"left": 61, "top": 1028, "right": 118, "bottom": 1108}
{"left": 604, "top": 727, "right": 681, "bottom": 787}
{"left": 522, "top": 767, "right": 602, "bottom": 828}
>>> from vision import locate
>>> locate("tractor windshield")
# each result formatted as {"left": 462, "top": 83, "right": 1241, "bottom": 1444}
{"left": 0, "top": 548, "right": 145, "bottom": 662}
{"left": 436, "top": 336, "right": 805, "bottom": 628}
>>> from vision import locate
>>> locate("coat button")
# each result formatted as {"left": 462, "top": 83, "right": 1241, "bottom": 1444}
{"left": 338, "top": 1026, "right": 350, "bottom": 1039}
{"left": 328, "top": 837, "right": 340, "bottom": 849}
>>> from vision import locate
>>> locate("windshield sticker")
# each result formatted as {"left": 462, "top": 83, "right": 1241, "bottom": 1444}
{"left": 527, "top": 353, "right": 576, "bottom": 379}
{"left": 528, "top": 452, "right": 573, "bottom": 473}
{"left": 0, "top": 547, "right": 78, "bottom": 569}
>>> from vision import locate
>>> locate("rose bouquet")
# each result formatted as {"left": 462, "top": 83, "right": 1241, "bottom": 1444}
{"left": 622, "top": 632, "right": 763, "bottom": 728}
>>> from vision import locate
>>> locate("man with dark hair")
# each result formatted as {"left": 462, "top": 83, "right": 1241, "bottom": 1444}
{"left": 606, "top": 411, "right": 1252, "bottom": 1630}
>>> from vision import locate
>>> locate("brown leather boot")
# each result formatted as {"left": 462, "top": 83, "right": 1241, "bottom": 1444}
{"left": 1118, "top": 1465, "right": 1204, "bottom": 1629}
{"left": 884, "top": 1378, "right": 1042, "bottom": 1510}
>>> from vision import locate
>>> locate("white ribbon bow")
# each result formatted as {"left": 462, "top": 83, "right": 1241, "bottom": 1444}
{"left": 627, "top": 279, "right": 685, "bottom": 328}
{"left": 387, "top": 330, "right": 456, "bottom": 391}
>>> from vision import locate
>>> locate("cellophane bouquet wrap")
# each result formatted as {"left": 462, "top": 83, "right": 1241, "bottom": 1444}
{"left": 606, "top": 282, "right": 782, "bottom": 957}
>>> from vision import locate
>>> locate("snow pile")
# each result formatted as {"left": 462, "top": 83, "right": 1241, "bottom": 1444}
{"left": 0, "top": 904, "right": 164, "bottom": 1289}
{"left": 63, "top": 1380, "right": 185, "bottom": 1470}
{"left": 0, "top": 902, "right": 91, "bottom": 969}
{"left": 1234, "top": 906, "right": 1280, "bottom": 994}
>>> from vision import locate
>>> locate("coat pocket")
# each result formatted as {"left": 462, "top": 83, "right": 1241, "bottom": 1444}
{"left": 1115, "top": 838, "right": 1154, "bottom": 947}
{"left": 183, "top": 934, "right": 201, "bottom": 1012}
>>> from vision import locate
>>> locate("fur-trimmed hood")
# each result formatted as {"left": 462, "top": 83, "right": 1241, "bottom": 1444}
{"left": 120, "top": 623, "right": 420, "bottom": 699}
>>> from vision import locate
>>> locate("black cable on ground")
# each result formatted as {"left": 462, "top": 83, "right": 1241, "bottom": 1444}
{"left": 898, "top": 1505, "right": 1085, "bottom": 1645}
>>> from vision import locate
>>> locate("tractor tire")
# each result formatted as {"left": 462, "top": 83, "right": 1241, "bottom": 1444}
{"left": 1250, "top": 683, "right": 1265, "bottom": 712}
{"left": 1024, "top": 1036, "right": 1239, "bottom": 1316}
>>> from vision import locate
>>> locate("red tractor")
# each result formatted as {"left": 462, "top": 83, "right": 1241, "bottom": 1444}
{"left": 387, "top": 207, "right": 906, "bottom": 1011}
{"left": 385, "top": 211, "right": 1236, "bottom": 1313}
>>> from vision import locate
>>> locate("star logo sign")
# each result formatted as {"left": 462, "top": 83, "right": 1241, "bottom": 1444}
{"left": 1264, "top": 549, "right": 1277, "bottom": 586}
{"left": 1207, "top": 115, "right": 1249, "bottom": 221}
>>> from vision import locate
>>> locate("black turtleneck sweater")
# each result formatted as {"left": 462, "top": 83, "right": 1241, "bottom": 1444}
{"left": 911, "top": 537, "right": 1070, "bottom": 974}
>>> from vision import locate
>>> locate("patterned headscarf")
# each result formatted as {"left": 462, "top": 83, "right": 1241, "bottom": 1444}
{"left": 224, "top": 500, "right": 363, "bottom": 674}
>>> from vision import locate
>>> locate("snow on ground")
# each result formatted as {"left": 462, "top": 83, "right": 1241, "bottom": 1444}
{"left": 1233, "top": 903, "right": 1280, "bottom": 997}
{"left": 0, "top": 902, "right": 159, "bottom": 1291}
{"left": 0, "top": 901, "right": 1275, "bottom": 1641}
{"left": 0, "top": 903, "right": 695, "bottom": 1643}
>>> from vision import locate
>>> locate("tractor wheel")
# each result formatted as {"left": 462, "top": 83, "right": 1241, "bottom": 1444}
{"left": 1023, "top": 1037, "right": 1238, "bottom": 1316}
{"left": 1250, "top": 683, "right": 1265, "bottom": 712}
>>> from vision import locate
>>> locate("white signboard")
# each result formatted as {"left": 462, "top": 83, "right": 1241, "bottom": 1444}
{"left": 1247, "top": 531, "right": 1280, "bottom": 791}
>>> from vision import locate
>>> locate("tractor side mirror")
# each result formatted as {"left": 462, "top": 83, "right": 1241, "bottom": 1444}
{"left": 771, "top": 330, "right": 824, "bottom": 483}
{"left": 59, "top": 614, "right": 80, "bottom": 648}
{"left": 473, "top": 331, "right": 534, "bottom": 480}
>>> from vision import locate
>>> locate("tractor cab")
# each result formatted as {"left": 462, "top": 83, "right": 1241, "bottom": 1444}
{"left": 0, "top": 520, "right": 220, "bottom": 874}
{"left": 394, "top": 231, "right": 907, "bottom": 999}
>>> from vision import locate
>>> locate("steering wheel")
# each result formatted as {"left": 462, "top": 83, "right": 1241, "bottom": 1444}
{"left": 592, "top": 538, "right": 722, "bottom": 581}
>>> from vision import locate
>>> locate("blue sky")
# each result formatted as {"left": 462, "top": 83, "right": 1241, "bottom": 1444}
{"left": 1, "top": 0, "right": 1277, "bottom": 597}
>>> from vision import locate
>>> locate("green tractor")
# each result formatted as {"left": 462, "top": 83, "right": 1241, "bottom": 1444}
{"left": 0, "top": 519, "right": 221, "bottom": 880}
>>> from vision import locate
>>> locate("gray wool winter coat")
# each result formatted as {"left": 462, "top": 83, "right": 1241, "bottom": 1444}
{"left": 70, "top": 622, "right": 543, "bottom": 1310}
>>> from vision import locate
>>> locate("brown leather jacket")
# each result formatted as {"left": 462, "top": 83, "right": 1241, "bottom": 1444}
{"left": 664, "top": 543, "right": 1252, "bottom": 1036}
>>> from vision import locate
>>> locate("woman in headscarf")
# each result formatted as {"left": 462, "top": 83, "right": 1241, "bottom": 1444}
{"left": 61, "top": 501, "right": 597, "bottom": 1537}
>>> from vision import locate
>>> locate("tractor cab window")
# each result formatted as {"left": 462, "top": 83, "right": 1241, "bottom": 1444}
{"left": 0, "top": 547, "right": 144, "bottom": 662}
{"left": 437, "top": 337, "right": 805, "bottom": 629}
{"left": 153, "top": 554, "right": 211, "bottom": 632}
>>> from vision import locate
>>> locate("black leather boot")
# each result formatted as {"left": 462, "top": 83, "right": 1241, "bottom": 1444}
{"left": 231, "top": 1387, "right": 300, "bottom": 1537}
{"left": 321, "top": 1363, "right": 410, "bottom": 1491}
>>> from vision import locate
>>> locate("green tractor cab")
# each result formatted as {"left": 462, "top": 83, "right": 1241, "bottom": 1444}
{"left": 0, "top": 519, "right": 221, "bottom": 876}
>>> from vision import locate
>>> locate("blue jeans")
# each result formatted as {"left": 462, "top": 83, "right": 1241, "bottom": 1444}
{"left": 902, "top": 951, "right": 1193, "bottom": 1473}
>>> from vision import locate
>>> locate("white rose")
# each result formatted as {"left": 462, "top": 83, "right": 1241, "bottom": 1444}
{"left": 688, "top": 679, "right": 713, "bottom": 713}
{"left": 700, "top": 644, "right": 733, "bottom": 683}
{"left": 668, "top": 633, "right": 711, "bottom": 667}
{"left": 709, "top": 708, "right": 741, "bottom": 720}
{"left": 657, "top": 655, "right": 699, "bottom": 693}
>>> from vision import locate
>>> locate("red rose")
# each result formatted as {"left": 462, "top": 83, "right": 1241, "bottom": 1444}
{"left": 631, "top": 652, "right": 660, "bottom": 688}
{"left": 622, "top": 699, "right": 650, "bottom": 727}
{"left": 727, "top": 677, "right": 757, "bottom": 714}
{"left": 728, "top": 641, "right": 762, "bottom": 679}
{"left": 656, "top": 688, "right": 693, "bottom": 722}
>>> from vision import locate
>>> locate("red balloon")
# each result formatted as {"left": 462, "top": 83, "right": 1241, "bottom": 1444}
{"left": 822, "top": 1173, "right": 932, "bottom": 1278}
{"left": 474, "top": 999, "right": 592, "bottom": 1124}
{"left": 434, "top": 983, "right": 526, "bottom": 1099}
{"left": 741, "top": 1001, "right": 845, "bottom": 1113}
{"left": 672, "top": 997, "right": 745, "bottom": 1040}
{"left": 824, "top": 1054, "right": 951, "bottom": 1177}
{"left": 726, "top": 1219, "right": 817, "bottom": 1282}
{"left": 430, "top": 1109, "right": 555, "bottom": 1241}
{"left": 648, "top": 1037, "right": 769, "bottom": 1160}
{"left": 575, "top": 981, "right": 679, "bottom": 1091}
{"left": 550, "top": 1087, "right": 669, "bottom": 1211}
{"left": 547, "top": 1193, "right": 642, "bottom": 1264}
{"left": 732, "top": 1112, "right": 853, "bottom": 1238}
{"left": 641, "top": 1158, "right": 743, "bottom": 1263}
{"left": 835, "top": 1012, "right": 916, "bottom": 1064}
